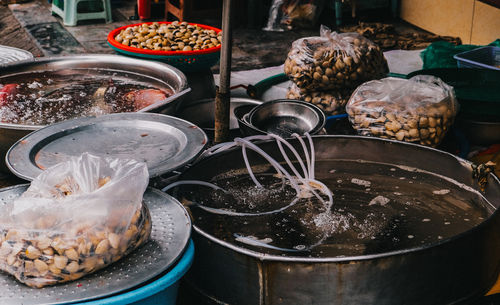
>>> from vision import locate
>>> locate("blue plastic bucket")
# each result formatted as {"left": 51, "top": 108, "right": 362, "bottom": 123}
{"left": 76, "top": 240, "right": 194, "bottom": 305}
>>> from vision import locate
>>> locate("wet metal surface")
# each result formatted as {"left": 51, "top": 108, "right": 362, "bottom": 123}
{"left": 0, "top": 45, "right": 33, "bottom": 67}
{"left": 7, "top": 113, "right": 207, "bottom": 180}
{"left": 179, "top": 136, "right": 500, "bottom": 305}
{"left": 0, "top": 55, "right": 190, "bottom": 173}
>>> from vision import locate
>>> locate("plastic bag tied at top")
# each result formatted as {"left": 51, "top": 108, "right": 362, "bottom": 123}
{"left": 346, "top": 75, "right": 458, "bottom": 147}
{"left": 0, "top": 153, "right": 152, "bottom": 288}
{"left": 284, "top": 25, "right": 388, "bottom": 92}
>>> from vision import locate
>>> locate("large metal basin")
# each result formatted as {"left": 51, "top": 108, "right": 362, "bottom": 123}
{"left": 178, "top": 135, "right": 500, "bottom": 305}
{"left": 0, "top": 54, "right": 189, "bottom": 172}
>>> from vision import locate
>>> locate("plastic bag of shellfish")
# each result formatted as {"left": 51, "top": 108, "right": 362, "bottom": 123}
{"left": 346, "top": 75, "right": 458, "bottom": 147}
{"left": 286, "top": 82, "right": 352, "bottom": 115}
{"left": 0, "top": 153, "right": 152, "bottom": 288}
{"left": 284, "top": 25, "right": 388, "bottom": 91}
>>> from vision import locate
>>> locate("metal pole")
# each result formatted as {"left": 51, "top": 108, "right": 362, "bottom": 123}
{"left": 214, "top": 0, "right": 232, "bottom": 143}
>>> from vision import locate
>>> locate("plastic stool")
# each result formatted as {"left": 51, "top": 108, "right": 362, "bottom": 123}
{"left": 52, "top": 0, "right": 112, "bottom": 26}
{"left": 164, "top": 0, "right": 221, "bottom": 22}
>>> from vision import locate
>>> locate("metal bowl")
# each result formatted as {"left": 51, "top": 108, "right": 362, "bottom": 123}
{"left": 248, "top": 99, "right": 326, "bottom": 137}
{"left": 0, "top": 54, "right": 189, "bottom": 172}
{"left": 457, "top": 115, "right": 500, "bottom": 145}
{"left": 233, "top": 104, "right": 266, "bottom": 137}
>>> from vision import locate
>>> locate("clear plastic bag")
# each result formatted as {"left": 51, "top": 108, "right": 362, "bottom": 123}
{"left": 263, "top": 0, "right": 286, "bottom": 31}
{"left": 346, "top": 75, "right": 458, "bottom": 147}
{"left": 284, "top": 25, "right": 388, "bottom": 91}
{"left": 286, "top": 82, "right": 351, "bottom": 115}
{"left": 264, "top": 0, "right": 325, "bottom": 32}
{"left": 0, "top": 153, "right": 152, "bottom": 288}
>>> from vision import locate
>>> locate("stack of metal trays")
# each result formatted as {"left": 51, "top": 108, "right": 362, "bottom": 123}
{"left": 0, "top": 185, "right": 191, "bottom": 304}
{"left": 0, "top": 112, "right": 204, "bottom": 303}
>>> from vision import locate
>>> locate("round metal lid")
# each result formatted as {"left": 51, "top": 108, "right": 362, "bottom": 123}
{"left": 6, "top": 113, "right": 208, "bottom": 180}
{"left": 0, "top": 185, "right": 191, "bottom": 305}
{"left": 0, "top": 45, "right": 34, "bottom": 67}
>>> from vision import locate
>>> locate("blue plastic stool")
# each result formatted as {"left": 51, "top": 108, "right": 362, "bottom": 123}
{"left": 52, "top": 0, "right": 112, "bottom": 26}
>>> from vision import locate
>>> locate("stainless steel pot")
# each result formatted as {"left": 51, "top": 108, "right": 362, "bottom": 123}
{"left": 233, "top": 104, "right": 267, "bottom": 137}
{"left": 0, "top": 54, "right": 189, "bottom": 172}
{"left": 458, "top": 115, "right": 500, "bottom": 145}
{"left": 177, "top": 135, "right": 500, "bottom": 305}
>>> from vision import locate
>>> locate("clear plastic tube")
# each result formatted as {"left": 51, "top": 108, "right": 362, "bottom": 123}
{"left": 306, "top": 133, "right": 316, "bottom": 180}
{"left": 163, "top": 135, "right": 333, "bottom": 218}
{"left": 241, "top": 143, "right": 264, "bottom": 188}
{"left": 270, "top": 134, "right": 308, "bottom": 180}
{"left": 303, "top": 179, "right": 333, "bottom": 210}
{"left": 162, "top": 180, "right": 227, "bottom": 193}
{"left": 274, "top": 138, "right": 304, "bottom": 180}
{"left": 196, "top": 197, "right": 300, "bottom": 217}
{"left": 234, "top": 137, "right": 301, "bottom": 193}
{"left": 292, "top": 133, "right": 312, "bottom": 179}
{"left": 233, "top": 233, "right": 304, "bottom": 252}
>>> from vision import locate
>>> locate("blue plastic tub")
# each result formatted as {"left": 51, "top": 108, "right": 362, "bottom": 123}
{"left": 454, "top": 46, "right": 500, "bottom": 70}
{"left": 76, "top": 240, "right": 194, "bottom": 305}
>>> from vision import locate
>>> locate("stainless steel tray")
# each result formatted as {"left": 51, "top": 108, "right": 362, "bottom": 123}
{"left": 6, "top": 113, "right": 208, "bottom": 180}
{"left": 0, "top": 185, "right": 191, "bottom": 305}
{"left": 0, "top": 45, "right": 33, "bottom": 67}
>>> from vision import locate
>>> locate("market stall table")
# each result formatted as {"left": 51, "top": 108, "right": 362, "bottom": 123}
{"left": 0, "top": 46, "right": 499, "bottom": 304}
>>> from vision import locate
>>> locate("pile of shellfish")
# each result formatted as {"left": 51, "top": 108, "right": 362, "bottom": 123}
{"left": 115, "top": 21, "right": 222, "bottom": 52}
{"left": 346, "top": 76, "right": 458, "bottom": 147}
{"left": 284, "top": 29, "right": 388, "bottom": 115}
{"left": 286, "top": 83, "right": 351, "bottom": 115}
{"left": 0, "top": 204, "right": 151, "bottom": 288}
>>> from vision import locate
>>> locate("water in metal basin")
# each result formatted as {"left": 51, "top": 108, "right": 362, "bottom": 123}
{"left": 0, "top": 69, "right": 173, "bottom": 126}
{"left": 183, "top": 160, "right": 492, "bottom": 258}
{"left": 256, "top": 116, "right": 312, "bottom": 137}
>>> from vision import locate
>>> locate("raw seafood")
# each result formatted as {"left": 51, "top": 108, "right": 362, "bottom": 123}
{"left": 0, "top": 84, "right": 17, "bottom": 106}
{"left": 0, "top": 154, "right": 151, "bottom": 287}
{"left": 123, "top": 88, "right": 168, "bottom": 111}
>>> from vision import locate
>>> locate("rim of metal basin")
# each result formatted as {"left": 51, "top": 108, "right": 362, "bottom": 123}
{"left": 188, "top": 135, "right": 500, "bottom": 263}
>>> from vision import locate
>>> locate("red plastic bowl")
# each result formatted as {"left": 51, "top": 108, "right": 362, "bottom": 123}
{"left": 107, "top": 21, "right": 222, "bottom": 57}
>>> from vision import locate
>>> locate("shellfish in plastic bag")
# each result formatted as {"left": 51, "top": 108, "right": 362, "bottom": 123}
{"left": 284, "top": 25, "right": 388, "bottom": 91}
{"left": 346, "top": 75, "right": 458, "bottom": 147}
{"left": 0, "top": 153, "right": 152, "bottom": 288}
